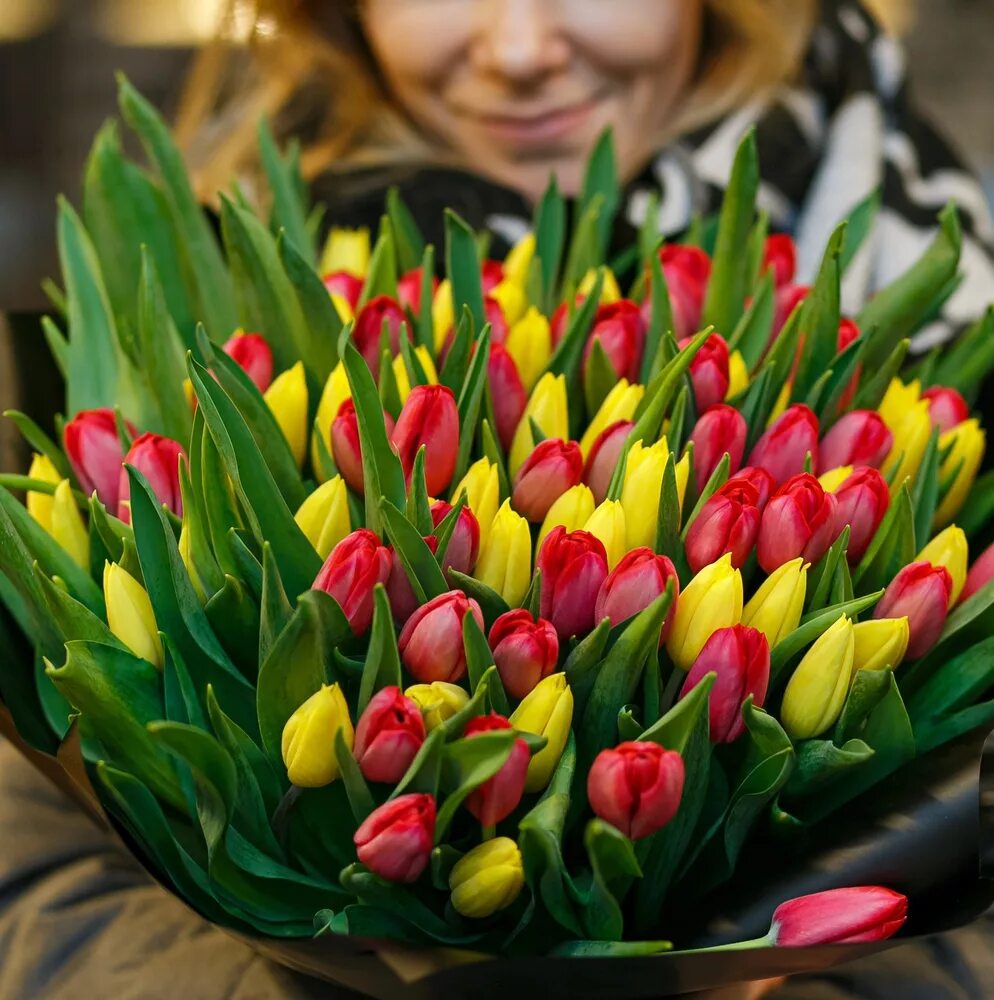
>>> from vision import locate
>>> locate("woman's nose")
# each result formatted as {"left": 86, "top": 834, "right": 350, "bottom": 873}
{"left": 471, "top": 0, "right": 570, "bottom": 84}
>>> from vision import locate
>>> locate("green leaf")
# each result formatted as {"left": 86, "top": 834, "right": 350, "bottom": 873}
{"left": 358, "top": 216, "right": 398, "bottom": 307}
{"left": 850, "top": 339, "right": 910, "bottom": 413}
{"left": 335, "top": 726, "right": 375, "bottom": 822}
{"left": 839, "top": 189, "right": 881, "bottom": 273}
{"left": 446, "top": 569, "right": 511, "bottom": 628}
{"left": 792, "top": 224, "right": 844, "bottom": 400}
{"left": 454, "top": 325, "right": 492, "bottom": 485}
{"left": 462, "top": 613, "right": 510, "bottom": 716}
{"left": 534, "top": 177, "right": 566, "bottom": 312}
{"left": 392, "top": 726, "right": 445, "bottom": 799}
{"left": 583, "top": 336, "right": 620, "bottom": 419}
{"left": 204, "top": 576, "right": 260, "bottom": 678}
{"left": 562, "top": 195, "right": 604, "bottom": 294}
{"left": 386, "top": 186, "right": 425, "bottom": 274}
{"left": 259, "top": 542, "right": 293, "bottom": 666}
{"left": 577, "top": 818, "right": 640, "bottom": 941}
{"left": 563, "top": 617, "right": 612, "bottom": 717}
{"left": 640, "top": 250, "right": 675, "bottom": 384}
{"left": 444, "top": 209, "right": 486, "bottom": 334}
{"left": 782, "top": 738, "right": 874, "bottom": 804}
{"left": 580, "top": 128, "right": 620, "bottom": 262}
{"left": 435, "top": 729, "right": 517, "bottom": 840}
{"left": 905, "top": 635, "right": 994, "bottom": 724}
{"left": 34, "top": 564, "right": 123, "bottom": 650}
{"left": 727, "top": 271, "right": 775, "bottom": 371}
{"left": 358, "top": 586, "right": 402, "bottom": 714}
{"left": 380, "top": 497, "right": 448, "bottom": 602}
{"left": 2, "top": 410, "right": 71, "bottom": 480}
{"left": 853, "top": 482, "right": 916, "bottom": 595}
{"left": 258, "top": 118, "right": 313, "bottom": 263}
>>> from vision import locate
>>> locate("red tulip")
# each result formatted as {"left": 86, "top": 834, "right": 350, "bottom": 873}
{"left": 832, "top": 467, "right": 889, "bottom": 564}
{"left": 763, "top": 234, "right": 797, "bottom": 287}
{"left": 331, "top": 399, "right": 396, "bottom": 494}
{"left": 489, "top": 609, "right": 559, "bottom": 700}
{"left": 655, "top": 244, "right": 711, "bottom": 342}
{"left": 64, "top": 407, "right": 134, "bottom": 512}
{"left": 396, "top": 266, "right": 439, "bottom": 315}
{"left": 398, "top": 590, "right": 485, "bottom": 683}
{"left": 483, "top": 295, "right": 510, "bottom": 346}
{"left": 594, "top": 547, "right": 680, "bottom": 641}
{"left": 354, "top": 793, "right": 436, "bottom": 882}
{"left": 549, "top": 296, "right": 579, "bottom": 349}
{"left": 118, "top": 432, "right": 186, "bottom": 523}
{"left": 757, "top": 473, "right": 839, "bottom": 573}
{"left": 770, "top": 886, "right": 907, "bottom": 947}
{"left": 386, "top": 538, "right": 438, "bottom": 625}
{"left": 685, "top": 477, "right": 762, "bottom": 573}
{"left": 874, "top": 561, "right": 952, "bottom": 659}
{"left": 430, "top": 499, "right": 480, "bottom": 578}
{"left": 690, "top": 404, "right": 748, "bottom": 492}
{"left": 746, "top": 404, "right": 820, "bottom": 488}
{"left": 818, "top": 411, "right": 893, "bottom": 473}
{"left": 537, "top": 527, "right": 610, "bottom": 641}
{"left": 680, "top": 624, "right": 770, "bottom": 742}
{"left": 463, "top": 713, "right": 530, "bottom": 826}
{"left": 391, "top": 384, "right": 460, "bottom": 496}
{"left": 732, "top": 466, "right": 776, "bottom": 510}
{"left": 587, "top": 740, "right": 685, "bottom": 840}
{"left": 583, "top": 420, "right": 634, "bottom": 504}
{"left": 962, "top": 541, "right": 994, "bottom": 604}
{"left": 481, "top": 259, "right": 505, "bottom": 294}
{"left": 512, "top": 439, "right": 584, "bottom": 522}
{"left": 353, "top": 294, "right": 409, "bottom": 372}
{"left": 222, "top": 332, "right": 274, "bottom": 393}
{"left": 313, "top": 529, "right": 393, "bottom": 635}
{"left": 584, "top": 300, "right": 646, "bottom": 382}
{"left": 322, "top": 270, "right": 363, "bottom": 309}
{"left": 679, "top": 332, "right": 730, "bottom": 414}
{"left": 354, "top": 686, "right": 426, "bottom": 783}
{"left": 922, "top": 386, "right": 969, "bottom": 433}
{"left": 773, "top": 283, "right": 810, "bottom": 336}
{"left": 834, "top": 318, "right": 862, "bottom": 411}
{"left": 487, "top": 343, "right": 528, "bottom": 452}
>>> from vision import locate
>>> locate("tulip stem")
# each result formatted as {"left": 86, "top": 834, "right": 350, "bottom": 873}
{"left": 481, "top": 824, "right": 496, "bottom": 842}
{"left": 675, "top": 934, "right": 773, "bottom": 953}
{"left": 273, "top": 785, "right": 303, "bottom": 847}
{"left": 659, "top": 668, "right": 684, "bottom": 715}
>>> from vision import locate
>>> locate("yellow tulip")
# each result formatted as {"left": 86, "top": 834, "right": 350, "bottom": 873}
{"left": 449, "top": 837, "right": 524, "bottom": 919}
{"left": 852, "top": 617, "right": 910, "bottom": 673}
{"left": 490, "top": 278, "right": 527, "bottom": 325}
{"left": 916, "top": 525, "right": 968, "bottom": 607}
{"left": 502, "top": 232, "right": 536, "bottom": 288}
{"left": 583, "top": 500, "right": 628, "bottom": 570}
{"left": 103, "top": 562, "right": 163, "bottom": 669}
{"left": 330, "top": 293, "right": 354, "bottom": 324}
{"left": 878, "top": 377, "right": 921, "bottom": 429}
{"left": 934, "top": 419, "right": 985, "bottom": 529}
{"left": 392, "top": 346, "right": 439, "bottom": 404}
{"left": 766, "top": 382, "right": 792, "bottom": 426}
{"left": 781, "top": 615, "right": 855, "bottom": 740}
{"left": 475, "top": 500, "right": 531, "bottom": 606}
{"left": 666, "top": 553, "right": 743, "bottom": 671}
{"left": 882, "top": 398, "right": 931, "bottom": 492}
{"left": 51, "top": 480, "right": 89, "bottom": 570}
{"left": 578, "top": 266, "right": 622, "bottom": 305}
{"left": 450, "top": 458, "right": 500, "bottom": 549}
{"left": 741, "top": 557, "right": 808, "bottom": 649}
{"left": 312, "top": 362, "right": 353, "bottom": 481}
{"left": 26, "top": 452, "right": 59, "bottom": 531}
{"left": 405, "top": 681, "right": 470, "bottom": 731}
{"left": 319, "top": 226, "right": 370, "bottom": 277}
{"left": 432, "top": 278, "right": 455, "bottom": 352}
{"left": 295, "top": 477, "right": 351, "bottom": 559}
{"left": 726, "top": 350, "right": 750, "bottom": 400}
{"left": 538, "top": 484, "right": 596, "bottom": 552}
{"left": 265, "top": 361, "right": 309, "bottom": 468}
{"left": 818, "top": 465, "right": 854, "bottom": 494}
{"left": 281, "top": 683, "right": 354, "bottom": 788}
{"left": 579, "top": 380, "right": 644, "bottom": 458}
{"left": 509, "top": 673, "right": 573, "bottom": 792}
{"left": 509, "top": 373, "right": 569, "bottom": 475}
{"left": 621, "top": 439, "right": 689, "bottom": 551}
{"left": 179, "top": 523, "right": 207, "bottom": 604}
{"left": 506, "top": 307, "right": 552, "bottom": 391}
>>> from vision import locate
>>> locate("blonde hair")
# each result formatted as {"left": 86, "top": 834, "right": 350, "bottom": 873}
{"left": 177, "top": 0, "right": 910, "bottom": 200}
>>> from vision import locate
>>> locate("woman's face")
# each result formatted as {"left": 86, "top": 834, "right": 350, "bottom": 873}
{"left": 360, "top": 0, "right": 704, "bottom": 201}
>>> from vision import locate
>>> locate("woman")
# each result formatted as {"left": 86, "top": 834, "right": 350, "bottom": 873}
{"left": 2, "top": 2, "right": 993, "bottom": 997}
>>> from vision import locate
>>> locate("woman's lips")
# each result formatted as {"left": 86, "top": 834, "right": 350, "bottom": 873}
{"left": 466, "top": 95, "right": 604, "bottom": 147}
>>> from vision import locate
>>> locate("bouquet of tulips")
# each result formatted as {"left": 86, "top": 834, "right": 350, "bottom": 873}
{"left": 3, "top": 78, "right": 994, "bottom": 995}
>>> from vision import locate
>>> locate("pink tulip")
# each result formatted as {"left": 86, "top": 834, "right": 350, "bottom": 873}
{"left": 757, "top": 473, "right": 839, "bottom": 573}
{"left": 746, "top": 404, "right": 820, "bottom": 488}
{"left": 313, "top": 529, "right": 393, "bottom": 635}
{"left": 331, "top": 399, "right": 396, "bottom": 494}
{"left": 391, "top": 384, "right": 460, "bottom": 496}
{"left": 773, "top": 283, "right": 810, "bottom": 336}
{"left": 396, "top": 266, "right": 439, "bottom": 316}
{"left": 690, "top": 404, "right": 748, "bottom": 492}
{"left": 385, "top": 536, "right": 438, "bottom": 625}
{"left": 537, "top": 527, "right": 610, "bottom": 641}
{"left": 463, "top": 713, "right": 530, "bottom": 826}
{"left": 429, "top": 499, "right": 480, "bottom": 578}
{"left": 731, "top": 466, "right": 776, "bottom": 510}
{"left": 652, "top": 244, "right": 712, "bottom": 342}
{"left": 63, "top": 407, "right": 134, "bottom": 511}
{"left": 117, "top": 432, "right": 186, "bottom": 523}
{"left": 222, "top": 331, "right": 274, "bottom": 393}
{"left": 481, "top": 259, "right": 505, "bottom": 294}
{"left": 875, "top": 562, "right": 952, "bottom": 659}
{"left": 770, "top": 886, "right": 907, "bottom": 947}
{"left": 679, "top": 332, "right": 730, "bottom": 414}
{"left": 962, "top": 541, "right": 994, "bottom": 604}
{"left": 922, "top": 386, "right": 969, "bottom": 433}
{"left": 818, "top": 411, "right": 893, "bottom": 473}
{"left": 512, "top": 439, "right": 584, "bottom": 522}
{"left": 354, "top": 686, "right": 426, "bottom": 783}
{"left": 763, "top": 234, "right": 797, "bottom": 287}
{"left": 488, "top": 610, "right": 559, "bottom": 700}
{"left": 353, "top": 294, "right": 409, "bottom": 372}
{"left": 322, "top": 270, "right": 363, "bottom": 309}
{"left": 583, "top": 420, "right": 634, "bottom": 504}
{"left": 685, "top": 477, "right": 762, "bottom": 573}
{"left": 353, "top": 793, "right": 436, "bottom": 882}
{"left": 584, "top": 300, "right": 646, "bottom": 382}
{"left": 398, "top": 590, "right": 485, "bottom": 683}
{"left": 487, "top": 343, "right": 528, "bottom": 452}
{"left": 594, "top": 548, "right": 680, "bottom": 642}
{"left": 832, "top": 467, "right": 890, "bottom": 564}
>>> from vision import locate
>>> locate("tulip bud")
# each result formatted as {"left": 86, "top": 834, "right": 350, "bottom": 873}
{"left": 690, "top": 404, "right": 747, "bottom": 492}
{"left": 488, "top": 609, "right": 559, "bottom": 700}
{"left": 25, "top": 453, "right": 60, "bottom": 531}
{"left": 742, "top": 557, "right": 807, "bottom": 649}
{"left": 829, "top": 467, "right": 889, "bottom": 564}
{"left": 852, "top": 617, "right": 910, "bottom": 673}
{"left": 64, "top": 408, "right": 132, "bottom": 512}
{"left": 726, "top": 349, "right": 750, "bottom": 400}
{"left": 313, "top": 529, "right": 393, "bottom": 635}
{"left": 321, "top": 226, "right": 370, "bottom": 278}
{"left": 490, "top": 279, "right": 526, "bottom": 328}
{"left": 818, "top": 411, "right": 893, "bottom": 474}
{"left": 735, "top": 466, "right": 776, "bottom": 509}
{"left": 313, "top": 362, "right": 352, "bottom": 481}
{"left": 769, "top": 886, "right": 907, "bottom": 947}
{"left": 587, "top": 740, "right": 685, "bottom": 840}
{"left": 509, "top": 673, "right": 574, "bottom": 792}
{"left": 451, "top": 458, "right": 500, "bottom": 550}
{"left": 781, "top": 614, "right": 855, "bottom": 739}
{"left": 223, "top": 331, "right": 274, "bottom": 393}
{"left": 396, "top": 266, "right": 439, "bottom": 316}
{"left": 746, "top": 405, "right": 820, "bottom": 488}
{"left": 505, "top": 306, "right": 551, "bottom": 392}
{"left": 475, "top": 500, "right": 532, "bottom": 607}
{"left": 582, "top": 499, "right": 628, "bottom": 570}
{"left": 354, "top": 793, "right": 435, "bottom": 883}
{"left": 263, "top": 361, "right": 309, "bottom": 468}
{"left": 963, "top": 541, "right": 994, "bottom": 604}
{"left": 820, "top": 466, "right": 854, "bottom": 494}
{"left": 678, "top": 332, "right": 730, "bottom": 413}
{"left": 386, "top": 537, "right": 439, "bottom": 625}
{"left": 281, "top": 683, "right": 354, "bottom": 788}
{"left": 578, "top": 379, "right": 644, "bottom": 459}
{"left": 432, "top": 279, "right": 455, "bottom": 352}
{"left": 680, "top": 624, "right": 771, "bottom": 742}
{"left": 503, "top": 231, "right": 535, "bottom": 287}
{"left": 773, "top": 283, "right": 809, "bottom": 336}
{"left": 391, "top": 384, "right": 460, "bottom": 497}
{"left": 594, "top": 547, "right": 680, "bottom": 641}
{"left": 118, "top": 432, "right": 185, "bottom": 524}
{"left": 50, "top": 480, "right": 90, "bottom": 570}
{"left": 882, "top": 398, "right": 932, "bottom": 491}
{"left": 763, "top": 233, "right": 797, "bottom": 287}
{"left": 583, "top": 420, "right": 634, "bottom": 504}
{"left": 584, "top": 301, "right": 646, "bottom": 383}
{"left": 481, "top": 294, "right": 511, "bottom": 345}
{"left": 538, "top": 483, "right": 596, "bottom": 553}
{"left": 354, "top": 686, "right": 426, "bottom": 783}
{"left": 295, "top": 477, "right": 351, "bottom": 559}
{"left": 538, "top": 527, "right": 610, "bottom": 641}
{"left": 916, "top": 525, "right": 968, "bottom": 607}
{"left": 512, "top": 439, "right": 583, "bottom": 523}
{"left": 323, "top": 270, "right": 364, "bottom": 312}
{"left": 934, "top": 419, "right": 985, "bottom": 528}
{"left": 488, "top": 344, "right": 528, "bottom": 451}
{"left": 757, "top": 474, "right": 839, "bottom": 574}
{"left": 922, "top": 385, "right": 969, "bottom": 432}
{"left": 392, "top": 345, "right": 439, "bottom": 405}
{"left": 578, "top": 266, "right": 623, "bottom": 305}
{"left": 449, "top": 837, "right": 524, "bottom": 919}
{"left": 644, "top": 244, "right": 711, "bottom": 341}
{"left": 103, "top": 562, "right": 163, "bottom": 668}
{"left": 463, "top": 713, "right": 530, "bottom": 826}
{"left": 405, "top": 681, "right": 470, "bottom": 731}
{"left": 685, "top": 476, "right": 761, "bottom": 573}
{"left": 667, "top": 553, "right": 743, "bottom": 671}
{"left": 834, "top": 318, "right": 863, "bottom": 412}
{"left": 332, "top": 399, "right": 396, "bottom": 494}
{"left": 353, "top": 295, "right": 409, "bottom": 372}
{"left": 398, "top": 590, "right": 485, "bottom": 683}
{"left": 621, "top": 438, "right": 689, "bottom": 551}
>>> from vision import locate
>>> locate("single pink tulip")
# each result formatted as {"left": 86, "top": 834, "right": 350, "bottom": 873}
{"left": 222, "top": 331, "right": 274, "bottom": 393}
{"left": 818, "top": 410, "right": 893, "bottom": 473}
{"left": 746, "top": 404, "right": 820, "bottom": 488}
{"left": 354, "top": 686, "right": 426, "bottom": 783}
{"left": 63, "top": 407, "right": 134, "bottom": 512}
{"left": 770, "top": 886, "right": 907, "bottom": 947}
{"left": 313, "top": 529, "right": 393, "bottom": 635}
{"left": 512, "top": 438, "right": 584, "bottom": 522}
{"left": 398, "top": 590, "right": 485, "bottom": 683}
{"left": 537, "top": 527, "right": 610, "bottom": 641}
{"left": 353, "top": 793, "right": 436, "bottom": 882}
{"left": 391, "top": 384, "right": 460, "bottom": 497}
{"left": 832, "top": 467, "right": 889, "bottom": 564}
{"left": 685, "top": 477, "right": 762, "bottom": 573}
{"left": 117, "top": 432, "right": 186, "bottom": 523}
{"left": 488, "top": 609, "right": 559, "bottom": 700}
{"left": 583, "top": 420, "right": 634, "bottom": 504}
{"left": 594, "top": 547, "right": 680, "bottom": 642}
{"left": 874, "top": 561, "right": 952, "bottom": 659}
{"left": 463, "top": 713, "right": 530, "bottom": 826}
{"left": 690, "top": 404, "right": 748, "bottom": 493}
{"left": 756, "top": 473, "right": 839, "bottom": 573}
